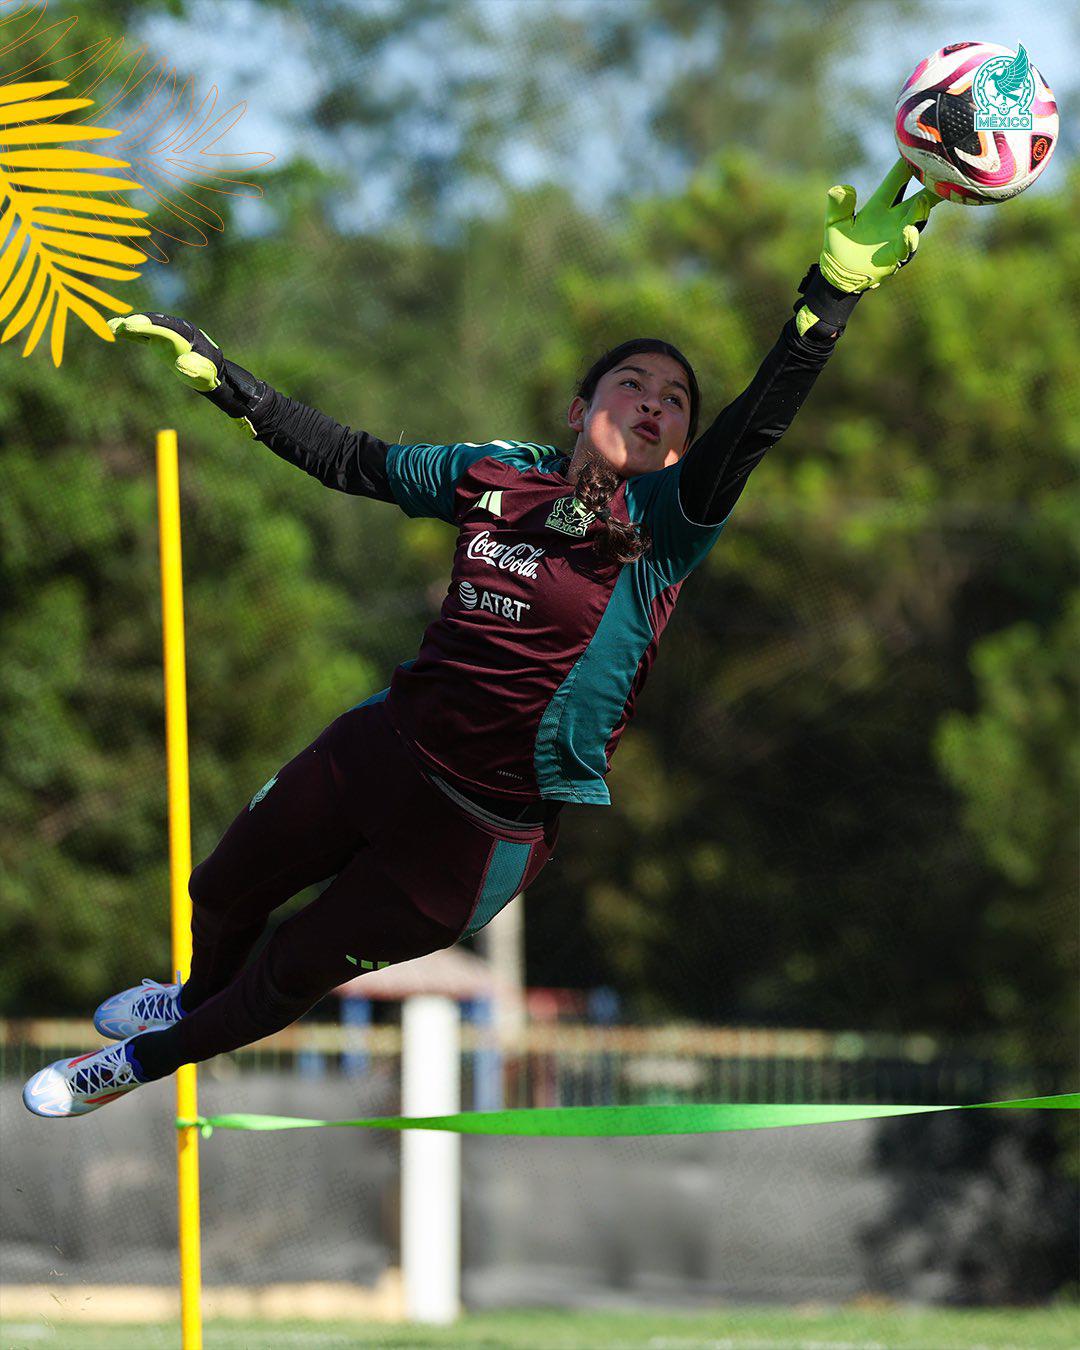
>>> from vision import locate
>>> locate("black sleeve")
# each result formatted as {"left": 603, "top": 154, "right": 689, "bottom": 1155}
{"left": 246, "top": 386, "right": 398, "bottom": 503}
{"left": 678, "top": 264, "right": 864, "bottom": 527}
{"left": 677, "top": 318, "right": 841, "bottom": 527}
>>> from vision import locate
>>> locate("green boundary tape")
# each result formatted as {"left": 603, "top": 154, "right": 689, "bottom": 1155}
{"left": 177, "top": 1093, "right": 1078, "bottom": 1140}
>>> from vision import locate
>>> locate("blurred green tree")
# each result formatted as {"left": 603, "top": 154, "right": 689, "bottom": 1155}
{"left": 0, "top": 0, "right": 1074, "bottom": 1092}
{"left": 525, "top": 152, "right": 1078, "bottom": 1070}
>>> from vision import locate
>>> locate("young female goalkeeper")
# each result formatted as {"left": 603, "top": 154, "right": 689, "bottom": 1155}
{"left": 24, "top": 160, "right": 936, "bottom": 1117}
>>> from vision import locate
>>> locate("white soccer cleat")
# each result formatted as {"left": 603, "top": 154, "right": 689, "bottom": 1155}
{"left": 93, "top": 971, "right": 187, "bottom": 1040}
{"left": 22, "top": 1038, "right": 146, "bottom": 1118}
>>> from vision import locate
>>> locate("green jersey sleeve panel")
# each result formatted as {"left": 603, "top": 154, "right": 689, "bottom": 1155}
{"left": 534, "top": 560, "right": 671, "bottom": 805}
{"left": 624, "top": 457, "right": 729, "bottom": 587}
{"left": 385, "top": 442, "right": 500, "bottom": 523}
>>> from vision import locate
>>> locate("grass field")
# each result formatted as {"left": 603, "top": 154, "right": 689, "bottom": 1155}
{"left": 3, "top": 1306, "right": 1079, "bottom": 1350}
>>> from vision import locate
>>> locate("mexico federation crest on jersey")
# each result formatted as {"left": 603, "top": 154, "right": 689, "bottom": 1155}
{"left": 545, "top": 494, "right": 595, "bottom": 537}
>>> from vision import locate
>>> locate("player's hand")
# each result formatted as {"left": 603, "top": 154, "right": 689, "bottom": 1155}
{"left": 108, "top": 312, "right": 227, "bottom": 391}
{"left": 818, "top": 158, "right": 939, "bottom": 293}
{"left": 108, "top": 313, "right": 265, "bottom": 430}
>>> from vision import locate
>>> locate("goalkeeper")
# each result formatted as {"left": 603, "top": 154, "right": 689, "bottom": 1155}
{"left": 23, "top": 162, "right": 937, "bottom": 1118}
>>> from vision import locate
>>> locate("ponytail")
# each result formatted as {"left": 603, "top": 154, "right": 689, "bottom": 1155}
{"left": 573, "top": 452, "right": 652, "bottom": 565}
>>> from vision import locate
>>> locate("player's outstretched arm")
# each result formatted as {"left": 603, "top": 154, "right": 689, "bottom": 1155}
{"left": 108, "top": 312, "right": 398, "bottom": 503}
{"left": 678, "top": 159, "right": 939, "bottom": 526}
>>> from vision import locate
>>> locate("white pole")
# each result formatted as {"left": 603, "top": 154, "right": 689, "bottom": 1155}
{"left": 401, "top": 994, "right": 461, "bottom": 1324}
{"left": 477, "top": 892, "right": 526, "bottom": 1043}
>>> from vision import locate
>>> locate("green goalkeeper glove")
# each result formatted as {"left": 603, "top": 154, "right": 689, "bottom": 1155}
{"left": 795, "top": 158, "right": 939, "bottom": 337}
{"left": 820, "top": 157, "right": 938, "bottom": 292}
{"left": 107, "top": 313, "right": 266, "bottom": 435}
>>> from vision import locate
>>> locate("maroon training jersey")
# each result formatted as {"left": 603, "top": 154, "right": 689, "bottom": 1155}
{"left": 373, "top": 441, "right": 724, "bottom": 805}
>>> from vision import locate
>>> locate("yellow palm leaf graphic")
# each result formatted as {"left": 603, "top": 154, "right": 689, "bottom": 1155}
{"left": 0, "top": 78, "right": 149, "bottom": 365}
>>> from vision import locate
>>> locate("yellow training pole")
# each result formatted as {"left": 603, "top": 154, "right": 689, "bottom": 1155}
{"left": 156, "top": 429, "right": 204, "bottom": 1349}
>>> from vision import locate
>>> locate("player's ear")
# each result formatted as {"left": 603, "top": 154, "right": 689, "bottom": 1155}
{"left": 567, "top": 395, "right": 587, "bottom": 433}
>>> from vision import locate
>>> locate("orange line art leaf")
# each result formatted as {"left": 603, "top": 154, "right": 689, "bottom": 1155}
{"left": 1, "top": 0, "right": 275, "bottom": 361}
{"left": 3, "top": 3, "right": 275, "bottom": 265}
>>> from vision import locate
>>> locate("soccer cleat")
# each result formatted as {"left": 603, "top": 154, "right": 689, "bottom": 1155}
{"left": 23, "top": 1038, "right": 146, "bottom": 1118}
{"left": 93, "top": 970, "right": 187, "bottom": 1040}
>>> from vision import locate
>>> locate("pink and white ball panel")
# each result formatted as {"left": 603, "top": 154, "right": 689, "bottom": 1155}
{"left": 895, "top": 42, "right": 1058, "bottom": 204}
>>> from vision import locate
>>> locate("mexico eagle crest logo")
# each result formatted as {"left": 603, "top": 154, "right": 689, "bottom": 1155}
{"left": 545, "top": 495, "right": 595, "bottom": 537}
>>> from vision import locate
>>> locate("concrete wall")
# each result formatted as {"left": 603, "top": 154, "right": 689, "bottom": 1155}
{"left": 3, "top": 1072, "right": 890, "bottom": 1304}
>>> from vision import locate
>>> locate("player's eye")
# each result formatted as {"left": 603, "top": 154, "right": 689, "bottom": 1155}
{"left": 621, "top": 377, "right": 683, "bottom": 408}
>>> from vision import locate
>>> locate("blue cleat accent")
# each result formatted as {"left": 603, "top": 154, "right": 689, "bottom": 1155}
{"left": 93, "top": 971, "right": 187, "bottom": 1040}
{"left": 23, "top": 1038, "right": 147, "bottom": 1118}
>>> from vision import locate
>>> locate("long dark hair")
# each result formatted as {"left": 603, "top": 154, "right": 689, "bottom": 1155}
{"left": 573, "top": 338, "right": 701, "bottom": 565}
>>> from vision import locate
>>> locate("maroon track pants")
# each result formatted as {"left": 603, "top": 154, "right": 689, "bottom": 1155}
{"left": 129, "top": 700, "right": 559, "bottom": 1081}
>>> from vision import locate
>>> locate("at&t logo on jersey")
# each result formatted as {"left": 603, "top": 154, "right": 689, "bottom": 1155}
{"left": 458, "top": 580, "right": 531, "bottom": 623}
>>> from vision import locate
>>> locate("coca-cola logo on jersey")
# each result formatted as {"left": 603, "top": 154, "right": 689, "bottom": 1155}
{"left": 466, "top": 530, "right": 545, "bottom": 579}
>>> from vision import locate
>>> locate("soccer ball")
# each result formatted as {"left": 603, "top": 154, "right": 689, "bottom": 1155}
{"left": 895, "top": 42, "right": 1058, "bottom": 204}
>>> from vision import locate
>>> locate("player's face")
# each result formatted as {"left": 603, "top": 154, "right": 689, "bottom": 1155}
{"left": 567, "top": 353, "right": 691, "bottom": 479}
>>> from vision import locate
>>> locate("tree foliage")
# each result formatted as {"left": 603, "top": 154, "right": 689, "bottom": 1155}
{"left": 532, "top": 152, "right": 1078, "bottom": 1064}
{"left": 1, "top": 1, "right": 1075, "bottom": 1081}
